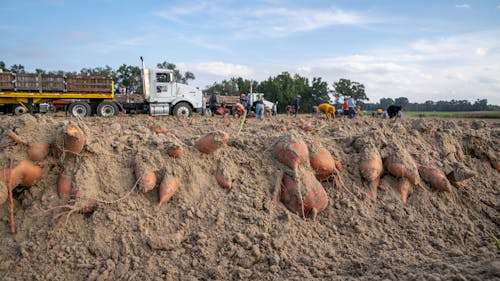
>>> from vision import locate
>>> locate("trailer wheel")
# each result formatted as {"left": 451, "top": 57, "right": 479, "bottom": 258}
{"left": 69, "top": 101, "right": 91, "bottom": 117}
{"left": 14, "top": 106, "right": 28, "bottom": 115}
{"left": 172, "top": 102, "right": 192, "bottom": 117}
{"left": 97, "top": 101, "right": 118, "bottom": 117}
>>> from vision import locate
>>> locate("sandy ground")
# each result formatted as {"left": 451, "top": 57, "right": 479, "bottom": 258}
{"left": 0, "top": 113, "right": 499, "bottom": 281}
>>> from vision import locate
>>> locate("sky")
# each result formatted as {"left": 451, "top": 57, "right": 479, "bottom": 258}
{"left": 1, "top": 0, "right": 499, "bottom": 105}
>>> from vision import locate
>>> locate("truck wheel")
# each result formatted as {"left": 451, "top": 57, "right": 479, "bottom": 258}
{"left": 69, "top": 101, "right": 91, "bottom": 117}
{"left": 173, "top": 102, "right": 192, "bottom": 117}
{"left": 14, "top": 106, "right": 28, "bottom": 115}
{"left": 97, "top": 101, "right": 118, "bottom": 117}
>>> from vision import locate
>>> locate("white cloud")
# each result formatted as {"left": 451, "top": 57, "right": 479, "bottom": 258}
{"left": 155, "top": 3, "right": 380, "bottom": 39}
{"left": 283, "top": 30, "right": 500, "bottom": 104}
{"left": 455, "top": 4, "right": 470, "bottom": 9}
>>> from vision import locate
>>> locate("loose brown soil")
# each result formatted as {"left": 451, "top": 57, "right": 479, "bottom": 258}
{"left": 0, "top": 113, "right": 499, "bottom": 280}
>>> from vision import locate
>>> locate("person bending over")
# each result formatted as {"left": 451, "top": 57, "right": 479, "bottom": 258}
{"left": 318, "top": 103, "right": 336, "bottom": 121}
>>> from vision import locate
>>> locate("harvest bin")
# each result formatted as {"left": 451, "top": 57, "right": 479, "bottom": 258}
{"left": 0, "top": 72, "right": 15, "bottom": 90}
{"left": 41, "top": 75, "right": 65, "bottom": 92}
{"left": 66, "top": 75, "right": 112, "bottom": 93}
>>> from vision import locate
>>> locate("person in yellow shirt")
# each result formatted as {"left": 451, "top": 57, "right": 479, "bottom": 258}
{"left": 318, "top": 103, "right": 336, "bottom": 121}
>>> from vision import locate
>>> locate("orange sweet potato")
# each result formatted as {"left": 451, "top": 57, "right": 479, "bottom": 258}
{"left": 419, "top": 166, "right": 452, "bottom": 192}
{"left": 166, "top": 143, "right": 183, "bottom": 158}
{"left": 384, "top": 155, "right": 421, "bottom": 186}
{"left": 310, "top": 147, "right": 335, "bottom": 181}
{"left": 27, "top": 142, "right": 50, "bottom": 161}
{"left": 61, "top": 124, "right": 85, "bottom": 156}
{"left": 214, "top": 169, "right": 232, "bottom": 189}
{"left": 135, "top": 167, "right": 157, "bottom": 193}
{"left": 12, "top": 160, "right": 43, "bottom": 187}
{"left": 158, "top": 177, "right": 179, "bottom": 207}
{"left": 359, "top": 147, "right": 383, "bottom": 181}
{"left": 195, "top": 131, "right": 229, "bottom": 154}
{"left": 280, "top": 169, "right": 328, "bottom": 218}
{"left": 359, "top": 147, "right": 383, "bottom": 198}
{"left": 273, "top": 134, "right": 309, "bottom": 170}
{"left": 57, "top": 169, "right": 73, "bottom": 199}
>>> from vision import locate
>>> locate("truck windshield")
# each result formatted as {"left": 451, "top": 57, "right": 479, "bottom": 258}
{"left": 156, "top": 73, "right": 170, "bottom": 83}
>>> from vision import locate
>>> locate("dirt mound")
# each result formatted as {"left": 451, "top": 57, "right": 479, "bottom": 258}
{"left": 0, "top": 114, "right": 499, "bottom": 280}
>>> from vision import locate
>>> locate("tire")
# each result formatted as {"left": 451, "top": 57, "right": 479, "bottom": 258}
{"left": 172, "top": 102, "right": 192, "bottom": 117}
{"left": 69, "top": 101, "right": 91, "bottom": 117}
{"left": 14, "top": 105, "right": 28, "bottom": 115}
{"left": 97, "top": 101, "right": 119, "bottom": 117}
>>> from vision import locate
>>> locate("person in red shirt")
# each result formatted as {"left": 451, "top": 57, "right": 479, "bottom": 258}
{"left": 342, "top": 98, "right": 348, "bottom": 117}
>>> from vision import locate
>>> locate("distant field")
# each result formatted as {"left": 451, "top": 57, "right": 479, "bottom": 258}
{"left": 403, "top": 111, "right": 500, "bottom": 119}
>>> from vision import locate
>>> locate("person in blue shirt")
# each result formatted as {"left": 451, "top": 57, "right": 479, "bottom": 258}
{"left": 347, "top": 96, "right": 356, "bottom": 119}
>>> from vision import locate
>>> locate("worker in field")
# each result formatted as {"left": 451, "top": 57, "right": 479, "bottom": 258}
{"left": 318, "top": 103, "right": 336, "bottom": 121}
{"left": 291, "top": 95, "right": 300, "bottom": 117}
{"left": 209, "top": 93, "right": 218, "bottom": 116}
{"left": 387, "top": 105, "right": 403, "bottom": 119}
{"left": 239, "top": 93, "right": 250, "bottom": 115}
{"left": 233, "top": 102, "right": 246, "bottom": 118}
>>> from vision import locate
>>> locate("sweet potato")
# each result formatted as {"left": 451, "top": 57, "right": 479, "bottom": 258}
{"left": 27, "top": 142, "right": 50, "bottom": 161}
{"left": 195, "top": 131, "right": 229, "bottom": 154}
{"left": 12, "top": 160, "right": 43, "bottom": 187}
{"left": 61, "top": 123, "right": 85, "bottom": 156}
{"left": 135, "top": 168, "right": 157, "bottom": 193}
{"left": 310, "top": 147, "right": 335, "bottom": 181}
{"left": 273, "top": 134, "right": 309, "bottom": 170}
{"left": 384, "top": 155, "right": 421, "bottom": 186}
{"left": 166, "top": 142, "right": 183, "bottom": 158}
{"left": 359, "top": 147, "right": 383, "bottom": 181}
{"left": 396, "top": 178, "right": 410, "bottom": 204}
{"left": 158, "top": 177, "right": 179, "bottom": 207}
{"left": 280, "top": 169, "right": 328, "bottom": 218}
{"left": 214, "top": 169, "right": 232, "bottom": 189}
{"left": 57, "top": 170, "right": 73, "bottom": 199}
{"left": 419, "top": 166, "right": 452, "bottom": 192}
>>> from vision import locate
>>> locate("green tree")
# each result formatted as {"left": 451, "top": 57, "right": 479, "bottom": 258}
{"left": 116, "top": 64, "right": 142, "bottom": 94}
{"left": 379, "top": 98, "right": 394, "bottom": 109}
{"left": 10, "top": 64, "right": 25, "bottom": 74}
{"left": 333, "top": 78, "right": 368, "bottom": 102}
{"left": 394, "top": 97, "right": 409, "bottom": 108}
{"left": 0, "top": 61, "right": 7, "bottom": 71}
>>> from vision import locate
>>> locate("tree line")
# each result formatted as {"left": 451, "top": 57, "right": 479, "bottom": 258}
{"left": 1, "top": 60, "right": 497, "bottom": 112}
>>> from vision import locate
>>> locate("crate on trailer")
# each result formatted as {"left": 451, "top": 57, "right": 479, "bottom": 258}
{"left": 66, "top": 75, "right": 112, "bottom": 93}
{"left": 41, "top": 75, "right": 65, "bottom": 92}
{"left": 0, "top": 72, "right": 15, "bottom": 91}
{"left": 15, "top": 73, "right": 40, "bottom": 91}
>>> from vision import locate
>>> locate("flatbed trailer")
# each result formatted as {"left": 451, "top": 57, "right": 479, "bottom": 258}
{"left": 0, "top": 72, "right": 116, "bottom": 116}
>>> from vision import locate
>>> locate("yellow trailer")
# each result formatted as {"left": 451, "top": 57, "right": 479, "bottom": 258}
{"left": 0, "top": 72, "right": 117, "bottom": 116}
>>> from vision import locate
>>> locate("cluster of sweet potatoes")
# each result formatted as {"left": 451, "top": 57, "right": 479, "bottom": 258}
{"left": 273, "top": 133, "right": 338, "bottom": 219}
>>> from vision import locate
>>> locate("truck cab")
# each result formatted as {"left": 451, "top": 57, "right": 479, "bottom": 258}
{"left": 143, "top": 68, "right": 203, "bottom": 116}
